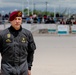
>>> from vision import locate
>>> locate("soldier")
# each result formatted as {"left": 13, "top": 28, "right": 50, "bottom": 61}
{"left": 0, "top": 10, "right": 36, "bottom": 75}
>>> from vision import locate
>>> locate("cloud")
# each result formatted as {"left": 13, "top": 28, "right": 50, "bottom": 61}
{"left": 1, "top": 0, "right": 76, "bottom": 8}
{"left": 0, "top": 0, "right": 76, "bottom": 14}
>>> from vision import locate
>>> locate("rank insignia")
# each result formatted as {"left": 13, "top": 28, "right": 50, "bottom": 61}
{"left": 6, "top": 39, "right": 11, "bottom": 43}
{"left": 22, "top": 37, "right": 26, "bottom": 43}
{"left": 7, "top": 34, "right": 11, "bottom": 38}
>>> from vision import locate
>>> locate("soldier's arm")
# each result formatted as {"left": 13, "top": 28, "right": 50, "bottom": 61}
{"left": 27, "top": 32, "right": 36, "bottom": 70}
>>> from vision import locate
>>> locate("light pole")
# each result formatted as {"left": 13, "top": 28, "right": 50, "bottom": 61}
{"left": 45, "top": 1, "right": 48, "bottom": 15}
{"left": 32, "top": 0, "right": 34, "bottom": 15}
{"left": 34, "top": 3, "right": 36, "bottom": 14}
{"left": 22, "top": 1, "right": 24, "bottom": 17}
{"left": 27, "top": 0, "right": 30, "bottom": 16}
{"left": 54, "top": 6, "right": 56, "bottom": 18}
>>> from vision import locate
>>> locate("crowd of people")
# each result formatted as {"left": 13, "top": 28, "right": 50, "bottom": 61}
{"left": 24, "top": 14, "right": 76, "bottom": 25}
{"left": 0, "top": 13, "right": 76, "bottom": 25}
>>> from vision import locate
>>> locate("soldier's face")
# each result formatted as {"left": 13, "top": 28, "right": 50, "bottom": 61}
{"left": 10, "top": 17, "right": 22, "bottom": 30}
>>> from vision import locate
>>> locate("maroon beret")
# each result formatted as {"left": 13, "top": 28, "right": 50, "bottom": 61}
{"left": 9, "top": 10, "right": 22, "bottom": 21}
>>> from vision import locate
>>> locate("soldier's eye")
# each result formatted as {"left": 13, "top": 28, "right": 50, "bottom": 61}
{"left": 18, "top": 18, "right": 21, "bottom": 20}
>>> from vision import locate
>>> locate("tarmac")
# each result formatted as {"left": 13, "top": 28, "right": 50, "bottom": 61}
{"left": 31, "top": 34, "right": 76, "bottom": 75}
{"left": 0, "top": 34, "right": 76, "bottom": 75}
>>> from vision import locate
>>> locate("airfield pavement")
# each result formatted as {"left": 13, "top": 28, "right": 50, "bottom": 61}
{"left": 31, "top": 34, "right": 76, "bottom": 75}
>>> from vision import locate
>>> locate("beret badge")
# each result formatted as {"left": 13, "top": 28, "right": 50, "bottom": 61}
{"left": 18, "top": 11, "right": 22, "bottom": 16}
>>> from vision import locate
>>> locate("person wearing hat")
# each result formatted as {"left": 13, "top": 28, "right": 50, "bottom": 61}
{"left": 0, "top": 10, "right": 36, "bottom": 75}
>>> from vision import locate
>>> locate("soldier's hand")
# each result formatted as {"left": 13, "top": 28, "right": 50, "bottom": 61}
{"left": 28, "top": 70, "right": 31, "bottom": 75}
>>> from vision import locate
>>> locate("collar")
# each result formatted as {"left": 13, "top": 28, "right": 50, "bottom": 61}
{"left": 9, "top": 26, "right": 22, "bottom": 32}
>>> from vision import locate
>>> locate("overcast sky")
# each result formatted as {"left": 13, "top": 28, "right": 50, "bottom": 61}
{"left": 0, "top": 0, "right": 76, "bottom": 14}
